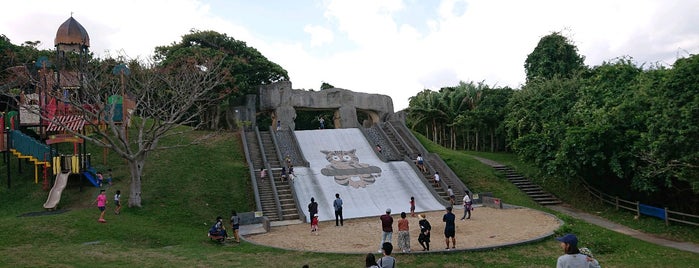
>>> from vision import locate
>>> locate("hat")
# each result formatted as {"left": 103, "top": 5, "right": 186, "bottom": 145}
{"left": 313, "top": 214, "right": 318, "bottom": 218}
{"left": 418, "top": 214, "right": 425, "bottom": 219}
{"left": 556, "top": 234, "right": 578, "bottom": 247}
{"left": 579, "top": 247, "right": 594, "bottom": 258}
{"left": 386, "top": 208, "right": 391, "bottom": 213}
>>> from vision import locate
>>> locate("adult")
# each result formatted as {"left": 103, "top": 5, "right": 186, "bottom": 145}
{"left": 319, "top": 116, "right": 325, "bottom": 129}
{"left": 556, "top": 234, "right": 601, "bottom": 268}
{"left": 230, "top": 210, "right": 241, "bottom": 243}
{"left": 209, "top": 216, "right": 228, "bottom": 239}
{"left": 397, "top": 212, "right": 411, "bottom": 253}
{"left": 418, "top": 214, "right": 431, "bottom": 251}
{"left": 333, "top": 193, "right": 344, "bottom": 226}
{"left": 379, "top": 208, "right": 394, "bottom": 253}
{"left": 308, "top": 197, "right": 319, "bottom": 223}
{"left": 365, "top": 253, "right": 379, "bottom": 268}
{"left": 443, "top": 206, "right": 456, "bottom": 249}
{"left": 377, "top": 242, "right": 396, "bottom": 268}
{"left": 461, "top": 190, "right": 472, "bottom": 220}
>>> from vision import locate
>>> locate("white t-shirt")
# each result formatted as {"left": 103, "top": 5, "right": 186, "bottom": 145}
{"left": 434, "top": 173, "right": 440, "bottom": 182}
{"left": 447, "top": 188, "right": 454, "bottom": 197}
{"left": 463, "top": 195, "right": 471, "bottom": 204}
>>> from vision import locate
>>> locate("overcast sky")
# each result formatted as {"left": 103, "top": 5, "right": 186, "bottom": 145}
{"left": 2, "top": 0, "right": 697, "bottom": 110}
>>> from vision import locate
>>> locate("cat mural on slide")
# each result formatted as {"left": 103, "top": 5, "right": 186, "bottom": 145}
{"left": 320, "top": 149, "right": 382, "bottom": 188}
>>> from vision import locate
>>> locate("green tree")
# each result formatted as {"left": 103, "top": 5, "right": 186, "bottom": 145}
{"left": 524, "top": 32, "right": 585, "bottom": 81}
{"left": 154, "top": 30, "right": 288, "bottom": 129}
{"left": 320, "top": 82, "right": 335, "bottom": 90}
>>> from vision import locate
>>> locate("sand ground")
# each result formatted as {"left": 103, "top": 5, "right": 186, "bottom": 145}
{"left": 245, "top": 206, "right": 561, "bottom": 253}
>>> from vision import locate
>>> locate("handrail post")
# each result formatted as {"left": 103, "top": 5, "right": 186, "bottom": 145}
{"left": 664, "top": 207, "right": 669, "bottom": 226}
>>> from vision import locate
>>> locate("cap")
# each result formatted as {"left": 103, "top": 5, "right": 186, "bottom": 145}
{"left": 556, "top": 233, "right": 578, "bottom": 247}
{"left": 386, "top": 208, "right": 391, "bottom": 213}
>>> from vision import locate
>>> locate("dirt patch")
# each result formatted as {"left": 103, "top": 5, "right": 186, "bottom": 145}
{"left": 245, "top": 206, "right": 561, "bottom": 253}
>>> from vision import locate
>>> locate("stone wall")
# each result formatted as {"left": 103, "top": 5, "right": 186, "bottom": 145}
{"left": 259, "top": 81, "right": 394, "bottom": 130}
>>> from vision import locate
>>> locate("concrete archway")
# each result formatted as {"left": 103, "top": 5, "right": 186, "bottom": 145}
{"left": 259, "top": 81, "right": 394, "bottom": 130}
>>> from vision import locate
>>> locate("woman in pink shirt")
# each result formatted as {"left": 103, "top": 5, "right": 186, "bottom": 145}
{"left": 94, "top": 189, "right": 107, "bottom": 223}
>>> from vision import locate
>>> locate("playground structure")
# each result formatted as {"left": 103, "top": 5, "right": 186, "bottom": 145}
{"left": 2, "top": 16, "right": 133, "bottom": 210}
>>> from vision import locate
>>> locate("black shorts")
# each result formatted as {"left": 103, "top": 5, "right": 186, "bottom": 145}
{"left": 98, "top": 206, "right": 105, "bottom": 212}
{"left": 114, "top": 201, "right": 120, "bottom": 206}
{"left": 444, "top": 228, "right": 455, "bottom": 238}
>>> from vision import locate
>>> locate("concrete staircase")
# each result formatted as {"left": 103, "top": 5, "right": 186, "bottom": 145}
{"left": 259, "top": 131, "right": 299, "bottom": 221}
{"left": 245, "top": 131, "right": 280, "bottom": 221}
{"left": 493, "top": 166, "right": 562, "bottom": 206}
{"left": 380, "top": 122, "right": 452, "bottom": 204}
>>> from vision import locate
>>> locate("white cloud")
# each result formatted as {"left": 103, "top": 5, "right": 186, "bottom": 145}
{"left": 304, "top": 24, "right": 334, "bottom": 47}
{"left": 3, "top": 0, "right": 698, "bottom": 110}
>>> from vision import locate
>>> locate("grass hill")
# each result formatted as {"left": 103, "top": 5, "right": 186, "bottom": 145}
{"left": 0, "top": 130, "right": 697, "bottom": 267}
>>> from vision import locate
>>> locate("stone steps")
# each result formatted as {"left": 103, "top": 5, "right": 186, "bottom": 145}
{"left": 493, "top": 166, "right": 562, "bottom": 206}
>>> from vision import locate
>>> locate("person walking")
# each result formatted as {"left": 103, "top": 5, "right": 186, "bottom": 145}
{"left": 308, "top": 197, "right": 319, "bottom": 223}
{"left": 461, "top": 190, "right": 472, "bottom": 220}
{"left": 230, "top": 210, "right": 241, "bottom": 243}
{"left": 94, "top": 189, "right": 108, "bottom": 223}
{"left": 379, "top": 208, "right": 394, "bottom": 253}
{"left": 397, "top": 212, "right": 411, "bottom": 253}
{"left": 555, "top": 233, "right": 601, "bottom": 268}
{"left": 443, "top": 206, "right": 456, "bottom": 249}
{"left": 333, "top": 193, "right": 344, "bottom": 226}
{"left": 418, "top": 214, "right": 431, "bottom": 251}
{"left": 113, "top": 190, "right": 122, "bottom": 215}
{"left": 433, "top": 172, "right": 441, "bottom": 187}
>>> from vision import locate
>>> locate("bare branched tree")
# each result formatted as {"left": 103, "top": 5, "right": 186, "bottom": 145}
{"left": 22, "top": 54, "right": 229, "bottom": 207}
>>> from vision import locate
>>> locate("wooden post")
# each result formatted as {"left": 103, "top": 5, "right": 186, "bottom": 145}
{"left": 664, "top": 207, "right": 669, "bottom": 226}
{"left": 636, "top": 201, "right": 640, "bottom": 218}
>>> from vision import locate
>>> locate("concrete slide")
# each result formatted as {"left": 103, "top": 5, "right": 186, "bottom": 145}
{"left": 43, "top": 172, "right": 70, "bottom": 209}
{"left": 292, "top": 128, "right": 446, "bottom": 222}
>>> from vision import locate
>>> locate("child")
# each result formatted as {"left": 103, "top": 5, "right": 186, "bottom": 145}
{"left": 94, "top": 189, "right": 107, "bottom": 223}
{"left": 410, "top": 196, "right": 416, "bottom": 217}
{"left": 280, "top": 167, "right": 287, "bottom": 182}
{"left": 260, "top": 168, "right": 266, "bottom": 181}
{"left": 311, "top": 214, "right": 319, "bottom": 235}
{"left": 288, "top": 165, "right": 295, "bottom": 182}
{"left": 114, "top": 190, "right": 122, "bottom": 215}
{"left": 96, "top": 172, "right": 104, "bottom": 187}
{"left": 106, "top": 168, "right": 113, "bottom": 185}
{"left": 447, "top": 186, "right": 455, "bottom": 206}
{"left": 230, "top": 210, "right": 241, "bottom": 243}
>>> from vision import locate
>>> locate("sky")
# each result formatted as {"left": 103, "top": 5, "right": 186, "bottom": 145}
{"left": 2, "top": 0, "right": 698, "bottom": 110}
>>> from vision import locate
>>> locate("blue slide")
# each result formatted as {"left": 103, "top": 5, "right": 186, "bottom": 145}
{"left": 83, "top": 171, "right": 100, "bottom": 187}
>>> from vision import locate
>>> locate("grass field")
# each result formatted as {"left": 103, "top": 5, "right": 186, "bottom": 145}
{"left": 0, "top": 130, "right": 697, "bottom": 267}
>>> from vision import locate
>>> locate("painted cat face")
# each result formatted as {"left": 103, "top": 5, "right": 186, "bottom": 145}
{"left": 321, "top": 149, "right": 358, "bottom": 165}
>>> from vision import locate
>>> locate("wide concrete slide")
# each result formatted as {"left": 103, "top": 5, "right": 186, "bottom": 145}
{"left": 43, "top": 172, "right": 70, "bottom": 209}
{"left": 292, "top": 128, "right": 445, "bottom": 222}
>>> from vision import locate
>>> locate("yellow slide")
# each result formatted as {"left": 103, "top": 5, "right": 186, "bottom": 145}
{"left": 43, "top": 172, "right": 70, "bottom": 210}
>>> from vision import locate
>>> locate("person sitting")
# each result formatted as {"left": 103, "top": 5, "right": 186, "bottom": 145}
{"left": 208, "top": 216, "right": 228, "bottom": 241}
{"left": 281, "top": 167, "right": 288, "bottom": 182}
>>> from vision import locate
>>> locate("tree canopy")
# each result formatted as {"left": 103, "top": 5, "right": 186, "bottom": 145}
{"left": 524, "top": 32, "right": 586, "bottom": 81}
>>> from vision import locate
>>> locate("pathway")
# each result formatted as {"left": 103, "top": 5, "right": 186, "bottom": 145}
{"left": 472, "top": 156, "right": 699, "bottom": 254}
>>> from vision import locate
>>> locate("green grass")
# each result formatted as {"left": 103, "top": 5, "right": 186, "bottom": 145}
{"left": 0, "top": 130, "right": 697, "bottom": 267}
